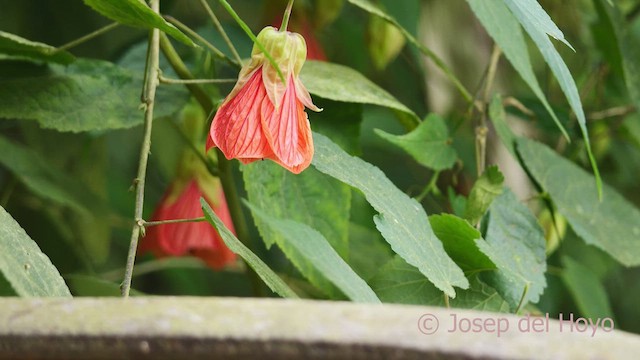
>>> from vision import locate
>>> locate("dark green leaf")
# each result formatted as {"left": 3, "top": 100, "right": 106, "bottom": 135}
{"left": 0, "top": 206, "right": 71, "bottom": 297}
{"left": 246, "top": 202, "right": 380, "bottom": 304}
{"left": 430, "top": 214, "right": 495, "bottom": 273}
{"left": 347, "top": 222, "right": 394, "bottom": 281}
{"left": 0, "top": 136, "right": 104, "bottom": 215}
{"left": 82, "top": 0, "right": 195, "bottom": 46}
{"left": 312, "top": 132, "right": 468, "bottom": 297}
{"left": 561, "top": 257, "right": 614, "bottom": 320}
{"left": 501, "top": 0, "right": 602, "bottom": 196}
{"left": 66, "top": 274, "right": 144, "bottom": 297}
{"left": 480, "top": 189, "right": 547, "bottom": 310}
{"left": 201, "top": 199, "right": 299, "bottom": 299}
{"left": 0, "top": 31, "right": 75, "bottom": 64}
{"left": 371, "top": 256, "right": 509, "bottom": 312}
{"left": 0, "top": 59, "right": 188, "bottom": 132}
{"left": 517, "top": 138, "right": 640, "bottom": 267}
{"left": 375, "top": 113, "right": 458, "bottom": 171}
{"left": 463, "top": 166, "right": 504, "bottom": 226}
{"left": 466, "top": 0, "right": 566, "bottom": 138}
{"left": 243, "top": 162, "right": 350, "bottom": 258}
{"left": 301, "top": 61, "right": 419, "bottom": 127}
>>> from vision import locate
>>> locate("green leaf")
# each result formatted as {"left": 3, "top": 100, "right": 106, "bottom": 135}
{"left": 593, "top": 0, "right": 640, "bottom": 110}
{"left": 243, "top": 162, "right": 350, "bottom": 258}
{"left": 0, "top": 31, "right": 75, "bottom": 64}
{"left": 561, "top": 257, "right": 614, "bottom": 320}
{"left": 347, "top": 222, "right": 394, "bottom": 281}
{"left": 0, "top": 136, "right": 104, "bottom": 215}
{"left": 463, "top": 166, "right": 504, "bottom": 226}
{"left": 0, "top": 58, "right": 188, "bottom": 132}
{"left": 200, "top": 199, "right": 299, "bottom": 299}
{"left": 374, "top": 113, "right": 458, "bottom": 171}
{"left": 430, "top": 214, "right": 495, "bottom": 273}
{"left": 82, "top": 0, "right": 195, "bottom": 46}
{"left": 0, "top": 206, "right": 72, "bottom": 297}
{"left": 517, "top": 138, "right": 640, "bottom": 267}
{"left": 312, "top": 132, "right": 468, "bottom": 297}
{"left": 488, "top": 94, "right": 517, "bottom": 157}
{"left": 371, "top": 256, "right": 509, "bottom": 312}
{"left": 66, "top": 274, "right": 144, "bottom": 297}
{"left": 301, "top": 61, "right": 420, "bottom": 127}
{"left": 245, "top": 202, "right": 380, "bottom": 304}
{"left": 501, "top": 0, "right": 602, "bottom": 197}
{"left": 465, "top": 0, "right": 566, "bottom": 139}
{"left": 479, "top": 189, "right": 547, "bottom": 310}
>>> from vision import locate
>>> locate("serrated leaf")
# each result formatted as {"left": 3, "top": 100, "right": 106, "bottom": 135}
{"left": 0, "top": 58, "right": 188, "bottom": 132}
{"left": 517, "top": 138, "right": 640, "bottom": 266}
{"left": 0, "top": 206, "right": 71, "bottom": 297}
{"left": 312, "top": 132, "right": 468, "bottom": 297}
{"left": 82, "top": 0, "right": 195, "bottom": 46}
{"left": 371, "top": 256, "right": 509, "bottom": 312}
{"left": 488, "top": 94, "right": 517, "bottom": 157}
{"left": 561, "top": 257, "right": 614, "bottom": 320}
{"left": 200, "top": 199, "right": 299, "bottom": 299}
{"left": 464, "top": 165, "right": 504, "bottom": 226}
{"left": 501, "top": 0, "right": 601, "bottom": 196}
{"left": 375, "top": 113, "right": 457, "bottom": 171}
{"left": 465, "top": 0, "right": 566, "bottom": 138}
{"left": 0, "top": 136, "right": 104, "bottom": 215}
{"left": 430, "top": 214, "right": 495, "bottom": 272}
{"left": 479, "top": 189, "right": 547, "bottom": 310}
{"left": 243, "top": 162, "right": 350, "bottom": 258}
{"left": 301, "top": 61, "right": 419, "bottom": 127}
{"left": 245, "top": 201, "right": 380, "bottom": 304}
{"left": 0, "top": 31, "right": 75, "bottom": 65}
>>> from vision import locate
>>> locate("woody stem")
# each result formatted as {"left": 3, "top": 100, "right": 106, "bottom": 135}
{"left": 280, "top": 0, "right": 295, "bottom": 32}
{"left": 159, "top": 35, "right": 265, "bottom": 297}
{"left": 121, "top": 0, "right": 161, "bottom": 298}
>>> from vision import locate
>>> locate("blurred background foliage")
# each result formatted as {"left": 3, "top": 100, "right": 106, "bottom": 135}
{"left": 1, "top": 0, "right": 639, "bottom": 334}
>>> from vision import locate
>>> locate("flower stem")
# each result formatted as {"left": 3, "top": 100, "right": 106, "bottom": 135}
{"left": 199, "top": 0, "right": 243, "bottom": 66}
{"left": 475, "top": 44, "right": 501, "bottom": 178}
{"left": 121, "top": 0, "right": 161, "bottom": 298}
{"left": 280, "top": 0, "right": 295, "bottom": 32}
{"left": 159, "top": 36, "right": 265, "bottom": 297}
{"left": 159, "top": 74, "right": 236, "bottom": 85}
{"left": 218, "top": 0, "right": 286, "bottom": 84}
{"left": 53, "top": 22, "right": 119, "bottom": 53}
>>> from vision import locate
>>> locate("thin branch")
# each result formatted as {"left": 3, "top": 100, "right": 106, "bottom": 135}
{"left": 199, "top": 0, "right": 243, "bottom": 65}
{"left": 121, "top": 0, "right": 161, "bottom": 298}
{"left": 280, "top": 0, "right": 295, "bottom": 32}
{"left": 475, "top": 45, "right": 501, "bottom": 177}
{"left": 587, "top": 105, "right": 636, "bottom": 121}
{"left": 143, "top": 217, "right": 206, "bottom": 227}
{"left": 53, "top": 22, "right": 119, "bottom": 53}
{"left": 159, "top": 74, "right": 236, "bottom": 85}
{"left": 415, "top": 171, "right": 441, "bottom": 202}
{"left": 163, "top": 15, "right": 240, "bottom": 68}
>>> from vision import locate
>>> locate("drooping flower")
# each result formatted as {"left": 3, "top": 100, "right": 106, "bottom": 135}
{"left": 207, "top": 26, "right": 321, "bottom": 174}
{"left": 139, "top": 151, "right": 236, "bottom": 270}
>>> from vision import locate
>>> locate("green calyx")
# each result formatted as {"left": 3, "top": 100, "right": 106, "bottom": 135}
{"left": 254, "top": 26, "right": 307, "bottom": 77}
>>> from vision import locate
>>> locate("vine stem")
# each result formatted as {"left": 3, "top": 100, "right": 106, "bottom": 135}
{"left": 144, "top": 217, "right": 206, "bottom": 227}
{"left": 53, "top": 22, "right": 119, "bottom": 53}
{"left": 120, "top": 0, "right": 161, "bottom": 298}
{"left": 199, "top": 0, "right": 243, "bottom": 66}
{"left": 159, "top": 35, "right": 265, "bottom": 297}
{"left": 280, "top": 0, "right": 295, "bottom": 32}
{"left": 475, "top": 45, "right": 501, "bottom": 177}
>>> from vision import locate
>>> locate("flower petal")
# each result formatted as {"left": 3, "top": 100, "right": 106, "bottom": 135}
{"left": 260, "top": 76, "right": 314, "bottom": 174}
{"left": 209, "top": 68, "right": 274, "bottom": 162}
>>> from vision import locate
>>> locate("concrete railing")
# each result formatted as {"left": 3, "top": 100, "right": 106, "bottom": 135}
{"left": 0, "top": 297, "right": 638, "bottom": 359}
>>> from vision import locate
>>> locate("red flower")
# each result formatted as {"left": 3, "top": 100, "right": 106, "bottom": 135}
{"left": 139, "top": 177, "right": 236, "bottom": 270}
{"left": 207, "top": 26, "right": 321, "bottom": 174}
